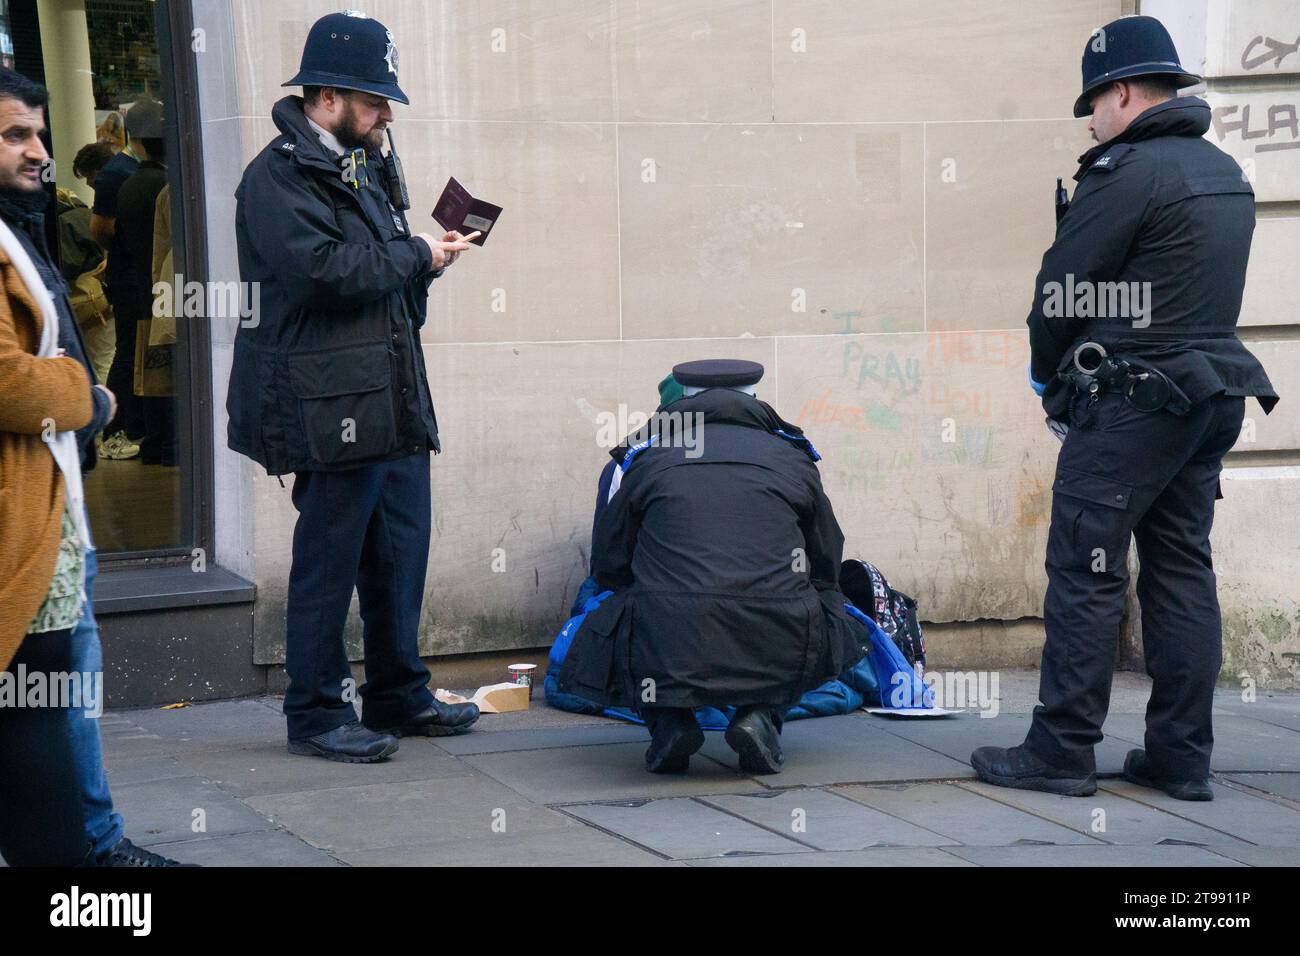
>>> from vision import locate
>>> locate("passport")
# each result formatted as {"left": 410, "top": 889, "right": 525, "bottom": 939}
{"left": 432, "top": 177, "right": 502, "bottom": 246}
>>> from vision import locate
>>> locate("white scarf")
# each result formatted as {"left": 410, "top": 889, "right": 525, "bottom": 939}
{"left": 0, "top": 215, "right": 94, "bottom": 580}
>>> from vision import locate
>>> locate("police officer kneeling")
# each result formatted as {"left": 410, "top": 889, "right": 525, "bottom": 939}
{"left": 972, "top": 16, "right": 1278, "bottom": 800}
{"left": 556, "top": 360, "right": 865, "bottom": 774}
{"left": 227, "top": 12, "right": 480, "bottom": 762}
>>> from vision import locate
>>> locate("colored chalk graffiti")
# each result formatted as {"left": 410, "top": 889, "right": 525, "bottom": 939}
{"left": 841, "top": 341, "right": 922, "bottom": 393}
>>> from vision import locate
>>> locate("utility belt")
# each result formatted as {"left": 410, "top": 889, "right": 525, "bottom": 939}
{"left": 1060, "top": 341, "right": 1174, "bottom": 413}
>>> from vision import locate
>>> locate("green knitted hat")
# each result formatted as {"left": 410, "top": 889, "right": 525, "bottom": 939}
{"left": 657, "top": 373, "right": 684, "bottom": 407}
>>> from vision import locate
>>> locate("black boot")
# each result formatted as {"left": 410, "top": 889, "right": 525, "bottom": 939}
{"left": 1122, "top": 748, "right": 1213, "bottom": 801}
{"left": 725, "top": 706, "right": 784, "bottom": 775}
{"left": 288, "top": 720, "right": 399, "bottom": 763}
{"left": 374, "top": 698, "right": 481, "bottom": 738}
{"left": 643, "top": 708, "right": 704, "bottom": 773}
{"left": 970, "top": 744, "right": 1096, "bottom": 796}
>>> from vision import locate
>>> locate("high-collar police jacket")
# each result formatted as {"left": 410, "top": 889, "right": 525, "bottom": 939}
{"left": 227, "top": 96, "right": 441, "bottom": 475}
{"left": 1028, "top": 97, "right": 1277, "bottom": 421}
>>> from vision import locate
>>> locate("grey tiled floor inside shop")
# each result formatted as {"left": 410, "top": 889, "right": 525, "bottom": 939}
{"left": 90, "top": 670, "right": 1300, "bottom": 866}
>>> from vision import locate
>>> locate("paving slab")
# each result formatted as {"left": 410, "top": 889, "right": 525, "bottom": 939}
{"left": 701, "top": 788, "right": 956, "bottom": 850}
{"left": 688, "top": 847, "right": 975, "bottom": 867}
{"left": 244, "top": 773, "right": 577, "bottom": 854}
{"left": 462, "top": 741, "right": 766, "bottom": 804}
{"left": 1101, "top": 713, "right": 1300, "bottom": 772}
{"left": 103, "top": 699, "right": 287, "bottom": 757}
{"left": 103, "top": 754, "right": 195, "bottom": 786}
{"left": 1202, "top": 845, "right": 1300, "bottom": 867}
{"left": 1213, "top": 696, "right": 1300, "bottom": 733}
{"left": 957, "top": 781, "right": 1253, "bottom": 847}
{"left": 434, "top": 723, "right": 651, "bottom": 756}
{"left": 177, "top": 738, "right": 473, "bottom": 798}
{"left": 869, "top": 713, "right": 1140, "bottom": 775}
{"left": 1099, "top": 780, "right": 1300, "bottom": 846}
{"left": 698, "top": 714, "right": 974, "bottom": 786}
{"left": 143, "top": 828, "right": 344, "bottom": 867}
{"left": 1220, "top": 773, "right": 1300, "bottom": 804}
{"left": 562, "top": 797, "right": 811, "bottom": 860}
{"left": 111, "top": 775, "right": 276, "bottom": 846}
{"left": 341, "top": 825, "right": 671, "bottom": 866}
{"left": 836, "top": 782, "right": 1101, "bottom": 846}
{"left": 945, "top": 844, "right": 1244, "bottom": 866}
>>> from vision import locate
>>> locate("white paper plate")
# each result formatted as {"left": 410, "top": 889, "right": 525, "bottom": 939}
{"left": 862, "top": 706, "right": 963, "bottom": 719}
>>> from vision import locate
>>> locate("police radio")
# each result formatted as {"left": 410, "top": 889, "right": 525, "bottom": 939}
{"left": 1054, "top": 177, "right": 1070, "bottom": 224}
{"left": 382, "top": 128, "right": 410, "bottom": 211}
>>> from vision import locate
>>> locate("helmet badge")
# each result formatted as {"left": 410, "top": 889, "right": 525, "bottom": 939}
{"left": 384, "top": 29, "right": 399, "bottom": 76}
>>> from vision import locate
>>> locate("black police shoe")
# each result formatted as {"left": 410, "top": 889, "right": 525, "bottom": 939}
{"left": 643, "top": 710, "right": 704, "bottom": 774}
{"left": 970, "top": 745, "right": 1096, "bottom": 796}
{"left": 1122, "top": 749, "right": 1213, "bottom": 801}
{"left": 288, "top": 720, "right": 399, "bottom": 763}
{"left": 378, "top": 699, "right": 481, "bottom": 738}
{"left": 725, "top": 707, "right": 785, "bottom": 775}
{"left": 95, "top": 837, "right": 196, "bottom": 867}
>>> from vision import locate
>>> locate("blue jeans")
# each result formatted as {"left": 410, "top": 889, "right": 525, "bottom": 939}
{"left": 69, "top": 541, "right": 125, "bottom": 858}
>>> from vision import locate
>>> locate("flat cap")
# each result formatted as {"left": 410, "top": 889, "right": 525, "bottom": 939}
{"left": 671, "top": 359, "right": 764, "bottom": 389}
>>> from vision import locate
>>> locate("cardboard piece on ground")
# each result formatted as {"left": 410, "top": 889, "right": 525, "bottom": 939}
{"left": 436, "top": 682, "right": 530, "bottom": 714}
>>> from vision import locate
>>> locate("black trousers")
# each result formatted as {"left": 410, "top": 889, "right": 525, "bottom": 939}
{"left": 0, "top": 630, "right": 90, "bottom": 866}
{"left": 283, "top": 453, "right": 436, "bottom": 740}
{"left": 104, "top": 291, "right": 145, "bottom": 440}
{"left": 1025, "top": 390, "right": 1246, "bottom": 781}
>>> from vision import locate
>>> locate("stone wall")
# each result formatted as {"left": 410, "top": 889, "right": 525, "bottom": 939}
{"left": 196, "top": 0, "right": 1298, "bottom": 685}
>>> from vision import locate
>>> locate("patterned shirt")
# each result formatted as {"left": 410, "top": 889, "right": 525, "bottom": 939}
{"left": 27, "top": 501, "right": 86, "bottom": 634}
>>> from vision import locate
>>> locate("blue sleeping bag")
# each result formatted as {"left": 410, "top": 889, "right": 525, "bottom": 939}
{"left": 545, "top": 583, "right": 928, "bottom": 728}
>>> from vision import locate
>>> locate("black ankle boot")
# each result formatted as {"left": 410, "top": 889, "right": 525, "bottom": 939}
{"left": 1122, "top": 749, "right": 1213, "bottom": 801}
{"left": 970, "top": 744, "right": 1096, "bottom": 796}
{"left": 725, "top": 706, "right": 784, "bottom": 775}
{"left": 643, "top": 708, "right": 704, "bottom": 773}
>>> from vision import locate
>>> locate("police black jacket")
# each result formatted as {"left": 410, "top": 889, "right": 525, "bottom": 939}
{"left": 227, "top": 96, "right": 441, "bottom": 475}
{"left": 557, "top": 389, "right": 866, "bottom": 710}
{"left": 1028, "top": 96, "right": 1277, "bottom": 421}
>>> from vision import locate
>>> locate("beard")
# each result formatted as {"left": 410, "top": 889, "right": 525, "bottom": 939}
{"left": 0, "top": 180, "right": 51, "bottom": 218}
{"left": 335, "top": 101, "right": 385, "bottom": 152}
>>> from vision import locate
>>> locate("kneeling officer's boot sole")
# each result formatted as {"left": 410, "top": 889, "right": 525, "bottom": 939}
{"left": 725, "top": 711, "right": 784, "bottom": 775}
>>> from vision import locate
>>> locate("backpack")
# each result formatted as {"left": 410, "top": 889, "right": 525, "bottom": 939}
{"left": 68, "top": 260, "right": 111, "bottom": 332}
{"left": 840, "top": 560, "right": 926, "bottom": 667}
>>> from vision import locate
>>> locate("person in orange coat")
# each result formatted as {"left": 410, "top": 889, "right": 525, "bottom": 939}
{"left": 0, "top": 68, "right": 97, "bottom": 866}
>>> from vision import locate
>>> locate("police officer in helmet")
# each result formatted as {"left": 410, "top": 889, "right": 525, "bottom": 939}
{"left": 227, "top": 11, "right": 480, "bottom": 761}
{"left": 972, "top": 16, "right": 1278, "bottom": 800}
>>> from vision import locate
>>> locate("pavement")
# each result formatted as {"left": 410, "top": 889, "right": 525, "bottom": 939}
{"left": 94, "top": 669, "right": 1300, "bottom": 867}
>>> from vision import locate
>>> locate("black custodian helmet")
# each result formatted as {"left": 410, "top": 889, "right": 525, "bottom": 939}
{"left": 1074, "top": 15, "right": 1201, "bottom": 118}
{"left": 283, "top": 10, "right": 409, "bottom": 105}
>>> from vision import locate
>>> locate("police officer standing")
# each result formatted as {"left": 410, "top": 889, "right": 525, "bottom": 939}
{"left": 228, "top": 11, "right": 479, "bottom": 762}
{"left": 557, "top": 360, "right": 865, "bottom": 775}
{"left": 972, "top": 16, "right": 1277, "bottom": 799}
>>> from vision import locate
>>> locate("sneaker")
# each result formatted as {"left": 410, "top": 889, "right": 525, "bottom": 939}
{"left": 98, "top": 431, "right": 141, "bottom": 460}
{"left": 95, "top": 836, "right": 194, "bottom": 867}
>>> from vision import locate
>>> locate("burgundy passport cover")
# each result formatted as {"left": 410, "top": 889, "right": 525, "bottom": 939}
{"left": 432, "top": 177, "right": 502, "bottom": 246}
